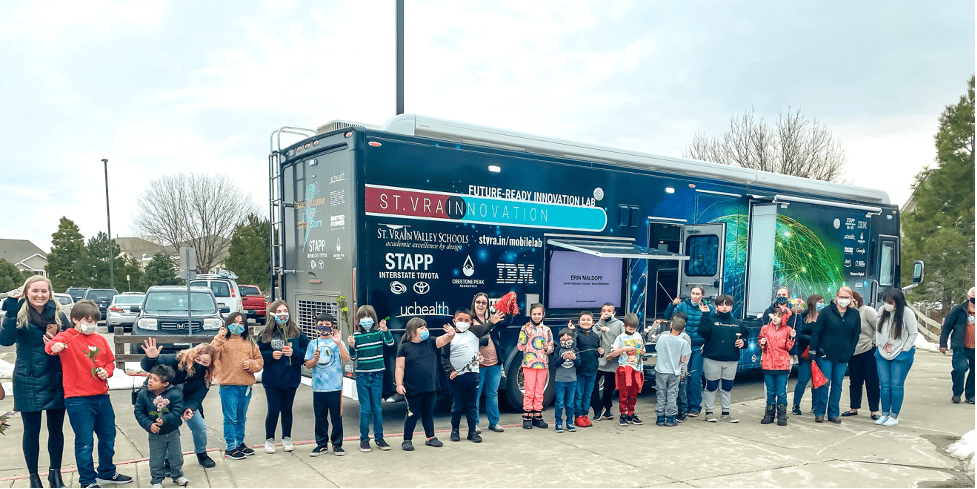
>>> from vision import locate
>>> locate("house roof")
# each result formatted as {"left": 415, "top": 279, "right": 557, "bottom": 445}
{"left": 115, "top": 237, "right": 176, "bottom": 260}
{"left": 0, "top": 239, "right": 47, "bottom": 266}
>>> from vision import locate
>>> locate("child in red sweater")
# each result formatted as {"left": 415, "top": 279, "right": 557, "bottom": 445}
{"left": 759, "top": 310, "right": 795, "bottom": 426}
{"left": 46, "top": 300, "right": 132, "bottom": 488}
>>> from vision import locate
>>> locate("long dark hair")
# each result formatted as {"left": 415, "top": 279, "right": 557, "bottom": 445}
{"left": 877, "top": 289, "right": 907, "bottom": 340}
{"left": 470, "top": 292, "right": 490, "bottom": 324}
{"left": 401, "top": 317, "right": 427, "bottom": 344}
{"left": 805, "top": 294, "right": 824, "bottom": 322}
{"left": 260, "top": 300, "right": 301, "bottom": 344}
{"left": 223, "top": 312, "right": 249, "bottom": 340}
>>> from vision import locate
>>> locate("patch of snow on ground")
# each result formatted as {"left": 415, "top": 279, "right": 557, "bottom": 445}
{"left": 948, "top": 429, "right": 976, "bottom": 473}
{"left": 914, "top": 334, "right": 941, "bottom": 353}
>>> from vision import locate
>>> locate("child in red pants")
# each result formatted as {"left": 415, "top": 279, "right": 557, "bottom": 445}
{"left": 517, "top": 303, "right": 554, "bottom": 429}
{"left": 608, "top": 313, "right": 645, "bottom": 425}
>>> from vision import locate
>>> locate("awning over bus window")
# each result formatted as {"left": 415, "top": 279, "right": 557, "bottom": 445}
{"left": 549, "top": 239, "right": 689, "bottom": 260}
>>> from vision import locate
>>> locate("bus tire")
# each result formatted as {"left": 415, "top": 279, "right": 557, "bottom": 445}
{"left": 503, "top": 356, "right": 554, "bottom": 411}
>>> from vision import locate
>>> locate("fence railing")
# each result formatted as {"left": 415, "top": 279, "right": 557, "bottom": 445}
{"left": 112, "top": 334, "right": 218, "bottom": 370}
{"left": 908, "top": 304, "right": 942, "bottom": 343}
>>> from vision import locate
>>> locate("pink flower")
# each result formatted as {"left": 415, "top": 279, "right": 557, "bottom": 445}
{"left": 150, "top": 395, "right": 170, "bottom": 417}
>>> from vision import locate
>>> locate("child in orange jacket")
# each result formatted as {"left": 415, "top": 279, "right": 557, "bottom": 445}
{"left": 759, "top": 309, "right": 795, "bottom": 426}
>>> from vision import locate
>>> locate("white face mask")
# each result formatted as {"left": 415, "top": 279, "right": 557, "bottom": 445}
{"left": 883, "top": 303, "right": 895, "bottom": 312}
{"left": 836, "top": 298, "right": 851, "bottom": 308}
{"left": 455, "top": 322, "right": 470, "bottom": 333}
{"left": 78, "top": 322, "right": 98, "bottom": 335}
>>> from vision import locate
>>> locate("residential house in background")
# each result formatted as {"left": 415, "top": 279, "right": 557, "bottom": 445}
{"left": 0, "top": 239, "right": 48, "bottom": 276}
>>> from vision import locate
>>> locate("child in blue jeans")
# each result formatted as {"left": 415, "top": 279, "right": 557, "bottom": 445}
{"left": 552, "top": 329, "right": 579, "bottom": 432}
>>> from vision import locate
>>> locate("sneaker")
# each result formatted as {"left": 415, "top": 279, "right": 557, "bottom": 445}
{"left": 174, "top": 477, "right": 189, "bottom": 487}
{"left": 828, "top": 417, "right": 842, "bottom": 424}
{"left": 629, "top": 415, "right": 643, "bottom": 425}
{"left": 196, "top": 452, "right": 216, "bottom": 468}
{"left": 951, "top": 395, "right": 961, "bottom": 404}
{"left": 310, "top": 445, "right": 327, "bottom": 457}
{"left": 450, "top": 428, "right": 461, "bottom": 442}
{"left": 555, "top": 421, "right": 564, "bottom": 433}
{"left": 618, "top": 414, "right": 629, "bottom": 426}
{"left": 475, "top": 426, "right": 482, "bottom": 434}
{"left": 791, "top": 405, "right": 803, "bottom": 415}
{"left": 567, "top": 421, "right": 576, "bottom": 432}
{"left": 601, "top": 409, "right": 614, "bottom": 420}
{"left": 82, "top": 485, "right": 101, "bottom": 488}
{"left": 425, "top": 437, "right": 443, "bottom": 447}
{"left": 676, "top": 412, "right": 687, "bottom": 423}
{"left": 687, "top": 411, "right": 700, "bottom": 418}
{"left": 224, "top": 448, "right": 245, "bottom": 460}
{"left": 264, "top": 439, "right": 276, "bottom": 454}
{"left": 333, "top": 445, "right": 345, "bottom": 456}
{"left": 402, "top": 440, "right": 414, "bottom": 451}
{"left": 237, "top": 444, "right": 255, "bottom": 456}
{"left": 705, "top": 412, "right": 718, "bottom": 423}
{"left": 375, "top": 438, "right": 391, "bottom": 451}
{"left": 874, "top": 415, "right": 889, "bottom": 425}
{"left": 283, "top": 437, "right": 294, "bottom": 452}
{"left": 151, "top": 484, "right": 163, "bottom": 489}
{"left": 580, "top": 415, "right": 593, "bottom": 427}
{"left": 721, "top": 413, "right": 739, "bottom": 423}
{"left": 467, "top": 432, "right": 482, "bottom": 443}
{"left": 359, "top": 440, "right": 372, "bottom": 452}
{"left": 96, "top": 474, "right": 132, "bottom": 485}
{"left": 488, "top": 424, "right": 505, "bottom": 432}
{"left": 968, "top": 398, "right": 976, "bottom": 405}
{"left": 882, "top": 416, "right": 900, "bottom": 427}
{"left": 664, "top": 415, "right": 677, "bottom": 427}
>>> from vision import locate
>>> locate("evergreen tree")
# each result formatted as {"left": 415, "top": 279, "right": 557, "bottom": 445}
{"left": 45, "top": 217, "right": 86, "bottom": 291}
{"left": 225, "top": 214, "right": 271, "bottom": 288}
{"left": 142, "top": 253, "right": 184, "bottom": 288}
{"left": 0, "top": 259, "right": 26, "bottom": 293}
{"left": 901, "top": 75, "right": 975, "bottom": 311}
{"left": 119, "top": 255, "right": 145, "bottom": 292}
{"left": 77, "top": 232, "right": 126, "bottom": 290}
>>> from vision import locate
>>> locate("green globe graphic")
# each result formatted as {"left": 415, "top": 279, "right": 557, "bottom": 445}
{"left": 714, "top": 214, "right": 844, "bottom": 301}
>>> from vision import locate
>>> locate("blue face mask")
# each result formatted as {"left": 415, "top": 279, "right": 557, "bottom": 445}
{"left": 816, "top": 303, "right": 826, "bottom": 311}
{"left": 776, "top": 296, "right": 788, "bottom": 305}
{"left": 418, "top": 329, "right": 430, "bottom": 341}
{"left": 359, "top": 318, "right": 374, "bottom": 330}
{"left": 274, "top": 313, "right": 289, "bottom": 324}
{"left": 229, "top": 324, "right": 246, "bottom": 335}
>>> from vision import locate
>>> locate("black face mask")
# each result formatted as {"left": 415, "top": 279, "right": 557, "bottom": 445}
{"left": 970, "top": 297, "right": 975, "bottom": 304}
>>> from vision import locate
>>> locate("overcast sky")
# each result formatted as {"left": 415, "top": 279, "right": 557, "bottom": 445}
{"left": 1, "top": 0, "right": 973, "bottom": 252}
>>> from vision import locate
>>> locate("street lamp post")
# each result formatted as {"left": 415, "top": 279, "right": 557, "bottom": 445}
{"left": 102, "top": 158, "right": 114, "bottom": 291}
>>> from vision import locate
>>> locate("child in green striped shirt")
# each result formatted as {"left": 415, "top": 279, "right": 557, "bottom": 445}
{"left": 347, "top": 305, "right": 395, "bottom": 452}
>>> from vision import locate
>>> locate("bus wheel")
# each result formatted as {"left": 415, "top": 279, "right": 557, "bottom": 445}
{"left": 503, "top": 357, "right": 554, "bottom": 411}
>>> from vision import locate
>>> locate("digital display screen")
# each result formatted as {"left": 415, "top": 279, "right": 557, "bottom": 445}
{"left": 547, "top": 251, "right": 622, "bottom": 309}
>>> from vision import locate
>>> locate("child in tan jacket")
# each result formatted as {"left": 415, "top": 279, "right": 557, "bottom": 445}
{"left": 212, "top": 312, "right": 264, "bottom": 460}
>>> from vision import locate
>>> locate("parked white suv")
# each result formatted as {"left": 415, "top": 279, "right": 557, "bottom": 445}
{"left": 189, "top": 271, "right": 243, "bottom": 317}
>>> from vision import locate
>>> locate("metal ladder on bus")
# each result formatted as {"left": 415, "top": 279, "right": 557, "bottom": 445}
{"left": 268, "top": 127, "right": 316, "bottom": 301}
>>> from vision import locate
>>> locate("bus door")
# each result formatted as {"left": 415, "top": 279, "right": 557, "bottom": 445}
{"left": 678, "top": 223, "right": 726, "bottom": 302}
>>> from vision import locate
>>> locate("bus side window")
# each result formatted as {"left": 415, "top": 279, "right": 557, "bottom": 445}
{"left": 879, "top": 241, "right": 894, "bottom": 287}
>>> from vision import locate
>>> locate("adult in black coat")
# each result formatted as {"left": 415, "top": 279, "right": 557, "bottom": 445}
{"left": 140, "top": 338, "right": 218, "bottom": 467}
{"left": 0, "top": 276, "right": 68, "bottom": 488}
{"left": 808, "top": 286, "right": 861, "bottom": 424}
{"left": 939, "top": 287, "right": 976, "bottom": 404}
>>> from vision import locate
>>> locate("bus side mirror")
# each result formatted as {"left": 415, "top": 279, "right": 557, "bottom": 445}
{"left": 912, "top": 260, "right": 924, "bottom": 284}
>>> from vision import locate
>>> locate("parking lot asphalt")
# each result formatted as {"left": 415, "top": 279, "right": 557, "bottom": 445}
{"left": 0, "top": 333, "right": 974, "bottom": 488}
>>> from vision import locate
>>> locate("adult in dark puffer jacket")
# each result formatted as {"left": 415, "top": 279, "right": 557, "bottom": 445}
{"left": 808, "top": 286, "right": 860, "bottom": 423}
{"left": 1, "top": 276, "right": 68, "bottom": 488}
{"left": 140, "top": 340, "right": 217, "bottom": 468}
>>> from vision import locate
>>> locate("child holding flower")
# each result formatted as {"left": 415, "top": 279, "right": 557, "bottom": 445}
{"left": 212, "top": 312, "right": 264, "bottom": 461}
{"left": 46, "top": 300, "right": 132, "bottom": 487}
{"left": 134, "top": 365, "right": 189, "bottom": 488}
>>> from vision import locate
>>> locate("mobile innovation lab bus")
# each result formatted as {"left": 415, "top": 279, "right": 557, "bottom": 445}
{"left": 268, "top": 114, "right": 903, "bottom": 407}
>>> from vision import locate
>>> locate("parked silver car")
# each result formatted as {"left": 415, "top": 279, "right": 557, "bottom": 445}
{"left": 106, "top": 293, "right": 146, "bottom": 333}
{"left": 53, "top": 293, "right": 75, "bottom": 317}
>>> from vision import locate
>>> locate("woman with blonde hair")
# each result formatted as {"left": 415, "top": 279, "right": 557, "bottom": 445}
{"left": 140, "top": 339, "right": 219, "bottom": 468}
{"left": 1, "top": 275, "right": 69, "bottom": 487}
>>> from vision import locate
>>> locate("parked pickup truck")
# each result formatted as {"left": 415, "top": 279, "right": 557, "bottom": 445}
{"left": 240, "top": 285, "right": 267, "bottom": 322}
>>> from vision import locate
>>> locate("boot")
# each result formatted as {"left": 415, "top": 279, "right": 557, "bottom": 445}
{"left": 656, "top": 415, "right": 666, "bottom": 426}
{"left": 522, "top": 411, "right": 533, "bottom": 429}
{"left": 777, "top": 404, "right": 788, "bottom": 426}
{"left": 664, "top": 415, "right": 677, "bottom": 427}
{"left": 48, "top": 469, "right": 66, "bottom": 488}
{"left": 29, "top": 473, "right": 42, "bottom": 488}
{"left": 532, "top": 411, "right": 548, "bottom": 429}
{"left": 196, "top": 451, "right": 216, "bottom": 468}
{"left": 761, "top": 404, "right": 775, "bottom": 424}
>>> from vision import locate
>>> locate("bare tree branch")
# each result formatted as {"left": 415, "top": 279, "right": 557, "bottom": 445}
{"left": 133, "top": 173, "right": 261, "bottom": 273}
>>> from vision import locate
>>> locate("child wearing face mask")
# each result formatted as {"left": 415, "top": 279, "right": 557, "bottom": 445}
{"left": 609, "top": 313, "right": 646, "bottom": 426}
{"left": 211, "top": 312, "right": 264, "bottom": 461}
{"left": 440, "top": 309, "right": 492, "bottom": 443}
{"left": 304, "top": 313, "right": 350, "bottom": 456}
{"left": 347, "top": 305, "right": 395, "bottom": 452}
{"left": 517, "top": 303, "right": 554, "bottom": 429}
{"left": 46, "top": 300, "right": 133, "bottom": 487}
{"left": 552, "top": 329, "right": 580, "bottom": 433}
{"left": 572, "top": 311, "right": 603, "bottom": 428}
{"left": 257, "top": 300, "right": 310, "bottom": 454}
